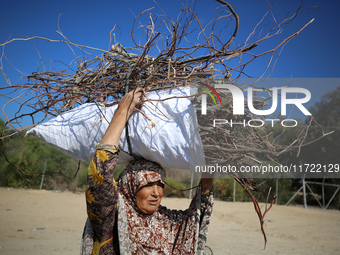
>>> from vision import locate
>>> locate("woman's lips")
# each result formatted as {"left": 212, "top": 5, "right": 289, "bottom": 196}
{"left": 148, "top": 200, "right": 159, "bottom": 205}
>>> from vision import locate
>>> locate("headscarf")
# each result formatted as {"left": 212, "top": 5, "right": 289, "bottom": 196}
{"left": 117, "top": 159, "right": 165, "bottom": 211}
{"left": 116, "top": 159, "right": 212, "bottom": 255}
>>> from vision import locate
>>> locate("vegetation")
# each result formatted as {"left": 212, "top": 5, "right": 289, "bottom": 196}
{"left": 271, "top": 86, "right": 340, "bottom": 208}
{"left": 0, "top": 119, "right": 88, "bottom": 191}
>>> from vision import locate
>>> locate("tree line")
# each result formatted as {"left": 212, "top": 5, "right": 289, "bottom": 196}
{"left": 0, "top": 119, "right": 88, "bottom": 190}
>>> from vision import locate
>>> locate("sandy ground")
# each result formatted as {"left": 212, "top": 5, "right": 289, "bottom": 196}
{"left": 0, "top": 188, "right": 339, "bottom": 255}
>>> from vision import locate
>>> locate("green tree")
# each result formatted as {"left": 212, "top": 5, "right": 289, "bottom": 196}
{"left": 0, "top": 118, "right": 88, "bottom": 189}
{"left": 299, "top": 86, "right": 340, "bottom": 165}
{"left": 273, "top": 87, "right": 340, "bottom": 208}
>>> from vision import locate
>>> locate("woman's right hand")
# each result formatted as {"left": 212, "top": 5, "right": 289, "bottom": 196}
{"left": 117, "top": 88, "right": 144, "bottom": 118}
{"left": 99, "top": 87, "right": 144, "bottom": 147}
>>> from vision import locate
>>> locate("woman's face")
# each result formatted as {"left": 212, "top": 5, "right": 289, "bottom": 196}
{"left": 136, "top": 181, "right": 164, "bottom": 214}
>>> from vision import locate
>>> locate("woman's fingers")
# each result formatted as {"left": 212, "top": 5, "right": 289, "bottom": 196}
{"left": 133, "top": 88, "right": 144, "bottom": 110}
{"left": 118, "top": 87, "right": 144, "bottom": 115}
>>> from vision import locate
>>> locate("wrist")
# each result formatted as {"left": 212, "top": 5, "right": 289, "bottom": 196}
{"left": 113, "top": 106, "right": 130, "bottom": 122}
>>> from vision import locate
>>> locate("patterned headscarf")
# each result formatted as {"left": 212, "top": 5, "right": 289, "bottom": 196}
{"left": 117, "top": 159, "right": 165, "bottom": 211}
{"left": 115, "top": 159, "right": 212, "bottom": 255}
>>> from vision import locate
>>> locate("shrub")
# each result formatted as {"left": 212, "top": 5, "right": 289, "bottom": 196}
{"left": 164, "top": 177, "right": 187, "bottom": 198}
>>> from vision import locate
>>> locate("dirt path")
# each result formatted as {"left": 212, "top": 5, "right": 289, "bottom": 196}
{"left": 0, "top": 188, "right": 339, "bottom": 255}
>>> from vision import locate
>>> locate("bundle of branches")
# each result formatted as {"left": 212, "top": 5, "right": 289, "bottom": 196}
{"left": 1, "top": 0, "right": 314, "bottom": 127}
{"left": 1, "top": 0, "right": 317, "bottom": 247}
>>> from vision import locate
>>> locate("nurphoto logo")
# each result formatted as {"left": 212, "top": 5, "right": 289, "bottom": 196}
{"left": 199, "top": 83, "right": 312, "bottom": 128}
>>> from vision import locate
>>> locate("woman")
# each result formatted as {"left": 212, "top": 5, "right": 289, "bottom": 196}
{"left": 81, "top": 88, "right": 214, "bottom": 254}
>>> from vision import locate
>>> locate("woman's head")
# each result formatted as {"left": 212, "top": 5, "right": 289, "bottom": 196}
{"left": 117, "top": 160, "right": 165, "bottom": 214}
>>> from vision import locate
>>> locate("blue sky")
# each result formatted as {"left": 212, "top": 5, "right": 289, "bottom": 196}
{"left": 1, "top": 0, "right": 340, "bottom": 126}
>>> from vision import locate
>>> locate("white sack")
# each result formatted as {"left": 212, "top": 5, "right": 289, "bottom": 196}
{"left": 26, "top": 86, "right": 204, "bottom": 170}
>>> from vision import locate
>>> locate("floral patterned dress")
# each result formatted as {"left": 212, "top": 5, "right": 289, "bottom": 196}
{"left": 80, "top": 145, "right": 213, "bottom": 255}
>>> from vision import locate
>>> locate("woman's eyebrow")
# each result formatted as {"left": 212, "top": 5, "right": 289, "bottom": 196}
{"left": 143, "top": 181, "right": 163, "bottom": 187}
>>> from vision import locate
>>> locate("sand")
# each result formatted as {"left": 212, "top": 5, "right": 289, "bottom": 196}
{"left": 0, "top": 187, "right": 339, "bottom": 255}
